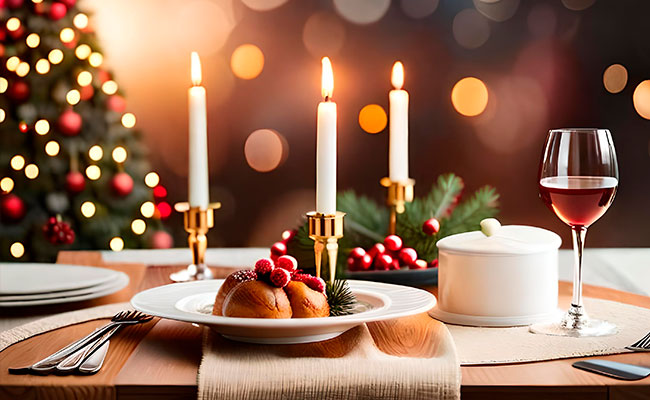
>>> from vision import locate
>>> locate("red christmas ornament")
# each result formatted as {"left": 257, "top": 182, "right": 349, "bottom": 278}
{"left": 391, "top": 259, "right": 401, "bottom": 270}
{"left": 153, "top": 185, "right": 167, "bottom": 198}
{"left": 383, "top": 235, "right": 403, "bottom": 252}
{"left": 106, "top": 95, "right": 126, "bottom": 112}
{"left": 43, "top": 216, "right": 75, "bottom": 245}
{"left": 58, "top": 110, "right": 82, "bottom": 136}
{"left": 422, "top": 218, "right": 440, "bottom": 235}
{"left": 346, "top": 256, "right": 358, "bottom": 271}
{"left": 65, "top": 171, "right": 86, "bottom": 194}
{"left": 280, "top": 229, "right": 296, "bottom": 243}
{"left": 359, "top": 253, "right": 373, "bottom": 270}
{"left": 19, "top": 121, "right": 28, "bottom": 133}
{"left": 110, "top": 172, "right": 134, "bottom": 196}
{"left": 269, "top": 268, "right": 291, "bottom": 288}
{"left": 349, "top": 247, "right": 366, "bottom": 260}
{"left": 49, "top": 2, "right": 68, "bottom": 20}
{"left": 150, "top": 230, "right": 173, "bottom": 249}
{"left": 270, "top": 241, "right": 287, "bottom": 260}
{"left": 398, "top": 248, "right": 418, "bottom": 266}
{"left": 1, "top": 194, "right": 26, "bottom": 221}
{"left": 157, "top": 201, "right": 172, "bottom": 219}
{"left": 367, "top": 243, "right": 385, "bottom": 259}
{"left": 375, "top": 254, "right": 393, "bottom": 270}
{"left": 8, "top": 81, "right": 30, "bottom": 103}
{"left": 411, "top": 259, "right": 428, "bottom": 270}
{"left": 428, "top": 259, "right": 439, "bottom": 269}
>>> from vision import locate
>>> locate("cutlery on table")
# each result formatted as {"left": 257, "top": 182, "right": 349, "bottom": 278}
{"left": 55, "top": 325, "right": 120, "bottom": 373}
{"left": 78, "top": 340, "right": 110, "bottom": 375}
{"left": 626, "top": 331, "right": 650, "bottom": 352}
{"left": 572, "top": 360, "right": 650, "bottom": 381}
{"left": 8, "top": 310, "right": 152, "bottom": 375}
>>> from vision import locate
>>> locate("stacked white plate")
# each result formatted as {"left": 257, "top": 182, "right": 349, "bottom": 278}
{"left": 0, "top": 263, "right": 129, "bottom": 307}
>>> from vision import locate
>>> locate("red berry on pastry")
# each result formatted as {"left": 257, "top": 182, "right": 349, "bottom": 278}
{"left": 398, "top": 248, "right": 417, "bottom": 266}
{"left": 276, "top": 255, "right": 298, "bottom": 273}
{"left": 411, "top": 259, "right": 428, "bottom": 270}
{"left": 367, "top": 243, "right": 386, "bottom": 259}
{"left": 254, "top": 258, "right": 274, "bottom": 275}
{"left": 270, "top": 268, "right": 291, "bottom": 288}
{"left": 350, "top": 247, "right": 366, "bottom": 259}
{"left": 383, "top": 235, "right": 402, "bottom": 252}
{"left": 359, "top": 254, "right": 373, "bottom": 270}
{"left": 375, "top": 254, "right": 393, "bottom": 270}
{"left": 306, "top": 276, "right": 326, "bottom": 293}
{"left": 422, "top": 218, "right": 440, "bottom": 235}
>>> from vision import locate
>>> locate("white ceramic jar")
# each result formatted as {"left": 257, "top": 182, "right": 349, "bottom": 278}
{"left": 429, "top": 225, "right": 562, "bottom": 327}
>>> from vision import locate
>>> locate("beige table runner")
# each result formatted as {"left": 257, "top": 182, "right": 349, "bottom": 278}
{"left": 447, "top": 298, "right": 650, "bottom": 365}
{"left": 199, "top": 323, "right": 461, "bottom": 400}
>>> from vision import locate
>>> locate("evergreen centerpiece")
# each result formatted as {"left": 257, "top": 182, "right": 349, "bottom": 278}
{"left": 0, "top": 0, "right": 171, "bottom": 261}
{"left": 276, "top": 174, "right": 499, "bottom": 275}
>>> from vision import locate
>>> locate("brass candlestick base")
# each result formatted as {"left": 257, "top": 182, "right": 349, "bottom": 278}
{"left": 170, "top": 201, "right": 221, "bottom": 283}
{"left": 380, "top": 177, "right": 415, "bottom": 235}
{"left": 306, "top": 211, "right": 345, "bottom": 284}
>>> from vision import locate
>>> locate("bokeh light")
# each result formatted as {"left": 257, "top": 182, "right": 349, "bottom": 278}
{"left": 451, "top": 77, "right": 489, "bottom": 117}
{"left": 241, "top": 0, "right": 288, "bottom": 11}
{"left": 89, "top": 145, "right": 103, "bottom": 161}
{"left": 81, "top": 201, "right": 96, "bottom": 217}
{"left": 109, "top": 237, "right": 124, "bottom": 251}
{"left": 0, "top": 109, "right": 4, "bottom": 123}
{"left": 35, "top": 59, "right": 51, "bottom": 74}
{"left": 230, "top": 44, "right": 265, "bottom": 80}
{"left": 16, "top": 62, "right": 30, "bottom": 77}
{"left": 25, "top": 164, "right": 39, "bottom": 179}
{"left": 86, "top": 165, "right": 101, "bottom": 180}
{"left": 60, "top": 28, "right": 75, "bottom": 43}
{"left": 6, "top": 57, "right": 20, "bottom": 72}
{"left": 89, "top": 52, "right": 103, "bottom": 67}
{"left": 562, "top": 0, "right": 596, "bottom": 11}
{"left": 10, "top": 242, "right": 25, "bottom": 259}
{"left": 75, "top": 44, "right": 92, "bottom": 60}
{"left": 45, "top": 141, "right": 60, "bottom": 156}
{"left": 6, "top": 18, "right": 21, "bottom": 32}
{"left": 121, "top": 113, "right": 136, "bottom": 128}
{"left": 157, "top": 202, "right": 172, "bottom": 219}
{"left": 473, "top": 0, "right": 520, "bottom": 22}
{"left": 73, "top": 13, "right": 89, "bottom": 29}
{"left": 67, "top": 89, "right": 81, "bottom": 105}
{"left": 78, "top": 71, "right": 93, "bottom": 86}
{"left": 358, "top": 104, "right": 388, "bottom": 134}
{"left": 144, "top": 172, "right": 160, "bottom": 188}
{"left": 102, "top": 80, "right": 118, "bottom": 95}
{"left": 35, "top": 119, "right": 50, "bottom": 135}
{"left": 112, "top": 146, "right": 128, "bottom": 163}
{"left": 131, "top": 219, "right": 146, "bottom": 235}
{"left": 1, "top": 177, "right": 14, "bottom": 193}
{"left": 401, "top": 0, "right": 439, "bottom": 18}
{"left": 334, "top": 0, "right": 390, "bottom": 25}
{"left": 453, "top": 9, "right": 490, "bottom": 49}
{"left": 303, "top": 12, "right": 346, "bottom": 58}
{"left": 49, "top": 49, "right": 64, "bottom": 64}
{"left": 0, "top": 78, "right": 7, "bottom": 93}
{"left": 633, "top": 80, "right": 650, "bottom": 120}
{"left": 26, "top": 33, "right": 40, "bottom": 48}
{"left": 244, "top": 129, "right": 288, "bottom": 172}
{"left": 140, "top": 201, "right": 155, "bottom": 218}
{"left": 10, "top": 155, "right": 25, "bottom": 170}
{"left": 603, "top": 64, "right": 628, "bottom": 94}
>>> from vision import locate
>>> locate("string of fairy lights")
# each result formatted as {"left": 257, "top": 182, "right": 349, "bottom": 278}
{"left": 1, "top": 5, "right": 170, "bottom": 258}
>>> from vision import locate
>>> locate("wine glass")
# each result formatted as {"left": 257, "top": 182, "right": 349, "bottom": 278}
{"left": 531, "top": 128, "right": 619, "bottom": 337}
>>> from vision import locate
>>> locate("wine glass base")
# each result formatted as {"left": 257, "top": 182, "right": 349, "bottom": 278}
{"left": 169, "top": 263, "right": 214, "bottom": 283}
{"left": 529, "top": 304, "right": 617, "bottom": 337}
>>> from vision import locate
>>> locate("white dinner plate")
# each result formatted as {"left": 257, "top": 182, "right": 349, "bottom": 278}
{"left": 0, "top": 263, "right": 120, "bottom": 295}
{"left": 0, "top": 272, "right": 129, "bottom": 307}
{"left": 131, "top": 280, "right": 436, "bottom": 344}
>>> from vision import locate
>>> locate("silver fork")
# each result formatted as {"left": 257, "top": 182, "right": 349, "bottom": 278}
{"left": 9, "top": 310, "right": 153, "bottom": 375}
{"left": 626, "top": 331, "right": 650, "bottom": 352}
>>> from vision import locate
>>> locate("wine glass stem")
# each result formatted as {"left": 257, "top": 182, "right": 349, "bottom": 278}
{"left": 570, "top": 226, "right": 587, "bottom": 308}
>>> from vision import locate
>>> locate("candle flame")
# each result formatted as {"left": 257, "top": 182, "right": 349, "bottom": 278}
{"left": 391, "top": 61, "right": 404, "bottom": 90}
{"left": 191, "top": 51, "right": 202, "bottom": 86}
{"left": 321, "top": 57, "right": 333, "bottom": 100}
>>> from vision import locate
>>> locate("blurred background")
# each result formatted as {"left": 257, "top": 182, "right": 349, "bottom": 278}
{"left": 80, "top": 0, "right": 650, "bottom": 249}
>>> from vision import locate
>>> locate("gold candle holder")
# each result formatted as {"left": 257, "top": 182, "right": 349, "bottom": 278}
{"left": 380, "top": 177, "right": 415, "bottom": 235}
{"left": 169, "top": 201, "right": 221, "bottom": 282}
{"left": 306, "top": 211, "right": 345, "bottom": 284}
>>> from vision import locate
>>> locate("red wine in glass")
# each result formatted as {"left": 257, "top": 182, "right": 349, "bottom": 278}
{"left": 539, "top": 176, "right": 618, "bottom": 228}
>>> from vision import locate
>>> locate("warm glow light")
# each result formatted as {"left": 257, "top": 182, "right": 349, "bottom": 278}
{"left": 0, "top": 109, "right": 4, "bottom": 123}
{"left": 86, "top": 165, "right": 101, "bottom": 180}
{"left": 112, "top": 146, "right": 127, "bottom": 163}
{"left": 6, "top": 18, "right": 21, "bottom": 32}
{"left": 121, "top": 113, "right": 136, "bottom": 128}
{"left": 191, "top": 52, "right": 202, "bottom": 86}
{"left": 49, "top": 49, "right": 64, "bottom": 64}
{"left": 88, "top": 52, "right": 103, "bottom": 67}
{"left": 16, "top": 62, "right": 30, "bottom": 77}
{"left": 32, "top": 0, "right": 43, "bottom": 3}
{"left": 1, "top": 177, "right": 14, "bottom": 193}
{"left": 131, "top": 219, "right": 146, "bottom": 235}
{"left": 25, "top": 164, "right": 39, "bottom": 179}
{"left": 140, "top": 201, "right": 155, "bottom": 218}
{"left": 26, "top": 33, "right": 40, "bottom": 48}
{"left": 633, "top": 80, "right": 650, "bottom": 120}
{"left": 321, "top": 57, "right": 334, "bottom": 100}
{"left": 45, "top": 141, "right": 60, "bottom": 156}
{"left": 391, "top": 61, "right": 404, "bottom": 90}
{"left": 102, "top": 80, "right": 118, "bottom": 95}
{"left": 10, "top": 155, "right": 25, "bottom": 170}
{"left": 6, "top": 57, "right": 20, "bottom": 72}
{"left": 109, "top": 237, "right": 124, "bottom": 252}
{"left": 144, "top": 172, "right": 160, "bottom": 188}
{"left": 0, "top": 78, "right": 7, "bottom": 93}
{"left": 60, "top": 28, "right": 75, "bottom": 43}
{"left": 81, "top": 201, "right": 96, "bottom": 217}
{"left": 77, "top": 71, "right": 93, "bottom": 86}
{"left": 75, "top": 44, "right": 91, "bottom": 60}
{"left": 35, "top": 119, "right": 50, "bottom": 135}
{"left": 244, "top": 129, "right": 288, "bottom": 172}
{"left": 358, "top": 104, "right": 388, "bottom": 134}
{"left": 35, "top": 59, "right": 51, "bottom": 74}
{"left": 66, "top": 89, "right": 81, "bottom": 105}
{"left": 10, "top": 242, "right": 25, "bottom": 258}
{"left": 73, "top": 13, "right": 89, "bottom": 29}
{"left": 603, "top": 64, "right": 628, "bottom": 94}
{"left": 451, "top": 77, "right": 489, "bottom": 117}
{"left": 230, "top": 44, "right": 265, "bottom": 80}
{"left": 88, "top": 145, "right": 103, "bottom": 161}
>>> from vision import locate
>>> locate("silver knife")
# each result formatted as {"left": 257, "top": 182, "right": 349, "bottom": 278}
{"left": 573, "top": 360, "right": 650, "bottom": 380}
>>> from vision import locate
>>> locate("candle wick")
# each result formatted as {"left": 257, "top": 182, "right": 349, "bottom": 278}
{"left": 324, "top": 95, "right": 330, "bottom": 102}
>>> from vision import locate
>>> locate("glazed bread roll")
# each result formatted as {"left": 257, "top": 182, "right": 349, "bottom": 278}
{"left": 212, "top": 270, "right": 256, "bottom": 316}
{"left": 284, "top": 281, "right": 329, "bottom": 318}
{"left": 222, "top": 280, "right": 292, "bottom": 318}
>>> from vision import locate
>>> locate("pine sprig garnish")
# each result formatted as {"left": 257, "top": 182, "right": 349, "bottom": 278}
{"left": 326, "top": 279, "right": 357, "bottom": 316}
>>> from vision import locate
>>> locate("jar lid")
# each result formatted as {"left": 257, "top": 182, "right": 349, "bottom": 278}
{"left": 436, "top": 225, "right": 562, "bottom": 256}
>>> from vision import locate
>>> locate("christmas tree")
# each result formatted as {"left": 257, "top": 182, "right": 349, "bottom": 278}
{"left": 0, "top": 0, "right": 172, "bottom": 261}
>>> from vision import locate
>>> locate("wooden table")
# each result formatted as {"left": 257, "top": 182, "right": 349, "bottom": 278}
{"left": 1, "top": 251, "right": 649, "bottom": 400}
